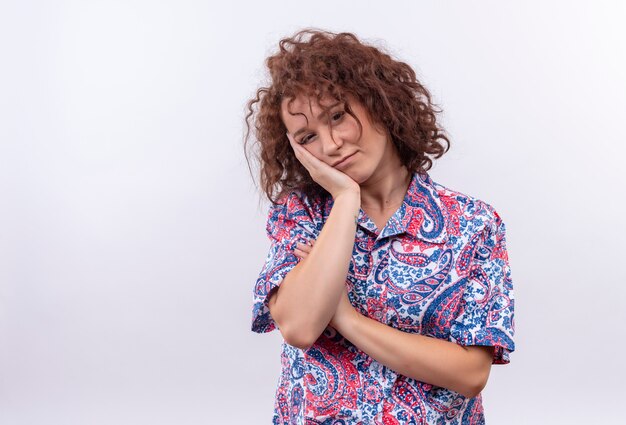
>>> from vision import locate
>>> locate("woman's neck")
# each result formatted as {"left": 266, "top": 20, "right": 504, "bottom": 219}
{"left": 360, "top": 166, "right": 412, "bottom": 212}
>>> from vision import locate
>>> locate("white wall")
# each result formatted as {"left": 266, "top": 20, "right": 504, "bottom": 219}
{"left": 1, "top": 1, "right": 624, "bottom": 423}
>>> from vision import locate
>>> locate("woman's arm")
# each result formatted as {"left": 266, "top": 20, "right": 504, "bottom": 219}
{"left": 291, "top": 242, "right": 494, "bottom": 397}
{"left": 330, "top": 289, "right": 494, "bottom": 398}
{"left": 268, "top": 191, "right": 360, "bottom": 350}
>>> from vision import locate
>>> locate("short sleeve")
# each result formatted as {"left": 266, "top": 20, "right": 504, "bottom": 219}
{"left": 449, "top": 210, "right": 515, "bottom": 364}
{"left": 251, "top": 192, "right": 320, "bottom": 334}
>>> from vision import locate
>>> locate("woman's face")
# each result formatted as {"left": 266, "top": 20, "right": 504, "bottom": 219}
{"left": 280, "top": 93, "right": 399, "bottom": 185}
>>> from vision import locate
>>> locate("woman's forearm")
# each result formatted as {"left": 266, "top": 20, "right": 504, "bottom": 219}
{"left": 269, "top": 192, "right": 360, "bottom": 349}
{"left": 334, "top": 309, "right": 494, "bottom": 398}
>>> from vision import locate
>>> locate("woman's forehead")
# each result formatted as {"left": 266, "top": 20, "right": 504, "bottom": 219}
{"left": 281, "top": 93, "right": 341, "bottom": 114}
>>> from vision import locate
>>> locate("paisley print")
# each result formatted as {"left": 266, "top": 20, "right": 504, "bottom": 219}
{"left": 387, "top": 243, "right": 453, "bottom": 304}
{"left": 252, "top": 171, "right": 515, "bottom": 424}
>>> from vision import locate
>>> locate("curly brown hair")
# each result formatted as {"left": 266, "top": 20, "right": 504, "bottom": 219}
{"left": 244, "top": 28, "right": 450, "bottom": 205}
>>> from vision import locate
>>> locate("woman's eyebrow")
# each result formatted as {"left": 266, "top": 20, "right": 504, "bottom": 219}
{"left": 293, "top": 101, "right": 343, "bottom": 137}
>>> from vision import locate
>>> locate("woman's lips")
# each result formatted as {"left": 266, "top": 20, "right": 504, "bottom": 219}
{"left": 333, "top": 152, "right": 356, "bottom": 168}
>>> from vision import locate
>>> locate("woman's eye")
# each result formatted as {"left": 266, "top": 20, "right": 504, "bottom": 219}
{"left": 299, "top": 135, "right": 313, "bottom": 145}
{"left": 298, "top": 112, "right": 344, "bottom": 145}
{"left": 332, "top": 111, "right": 345, "bottom": 121}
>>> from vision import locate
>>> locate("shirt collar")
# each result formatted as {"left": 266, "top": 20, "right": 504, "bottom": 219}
{"left": 376, "top": 171, "right": 448, "bottom": 244}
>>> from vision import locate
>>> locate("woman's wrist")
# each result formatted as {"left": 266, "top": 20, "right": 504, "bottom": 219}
{"left": 332, "top": 190, "right": 361, "bottom": 221}
{"left": 331, "top": 306, "right": 363, "bottom": 336}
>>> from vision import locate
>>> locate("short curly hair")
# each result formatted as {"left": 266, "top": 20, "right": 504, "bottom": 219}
{"left": 244, "top": 28, "right": 450, "bottom": 204}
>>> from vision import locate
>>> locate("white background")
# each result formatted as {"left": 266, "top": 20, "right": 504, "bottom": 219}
{"left": 1, "top": 1, "right": 625, "bottom": 424}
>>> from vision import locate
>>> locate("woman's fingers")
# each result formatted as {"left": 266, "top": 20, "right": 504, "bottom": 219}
{"left": 285, "top": 132, "right": 360, "bottom": 201}
{"left": 286, "top": 133, "right": 319, "bottom": 173}
{"left": 286, "top": 132, "right": 339, "bottom": 179}
{"left": 293, "top": 240, "right": 315, "bottom": 259}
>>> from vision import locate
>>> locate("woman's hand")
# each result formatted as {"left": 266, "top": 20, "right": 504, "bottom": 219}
{"left": 292, "top": 239, "right": 315, "bottom": 262}
{"left": 286, "top": 133, "right": 361, "bottom": 201}
{"left": 293, "top": 239, "right": 359, "bottom": 332}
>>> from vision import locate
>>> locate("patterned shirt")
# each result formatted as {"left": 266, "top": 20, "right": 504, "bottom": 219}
{"left": 251, "top": 171, "right": 515, "bottom": 424}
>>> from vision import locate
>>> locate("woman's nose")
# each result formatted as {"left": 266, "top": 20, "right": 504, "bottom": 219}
{"left": 320, "top": 128, "right": 343, "bottom": 155}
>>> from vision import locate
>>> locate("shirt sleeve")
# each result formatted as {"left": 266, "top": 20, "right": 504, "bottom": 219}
{"left": 449, "top": 209, "right": 515, "bottom": 364}
{"left": 251, "top": 191, "right": 320, "bottom": 334}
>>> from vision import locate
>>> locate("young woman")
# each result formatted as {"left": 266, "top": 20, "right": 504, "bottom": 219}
{"left": 244, "top": 28, "right": 515, "bottom": 424}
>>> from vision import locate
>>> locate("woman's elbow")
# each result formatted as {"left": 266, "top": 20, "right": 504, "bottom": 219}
{"left": 461, "top": 379, "right": 487, "bottom": 399}
{"left": 459, "top": 346, "right": 494, "bottom": 398}
{"left": 284, "top": 333, "right": 314, "bottom": 350}
{"left": 278, "top": 323, "right": 318, "bottom": 350}
{"left": 462, "top": 367, "right": 491, "bottom": 399}
{"left": 269, "top": 298, "right": 323, "bottom": 349}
